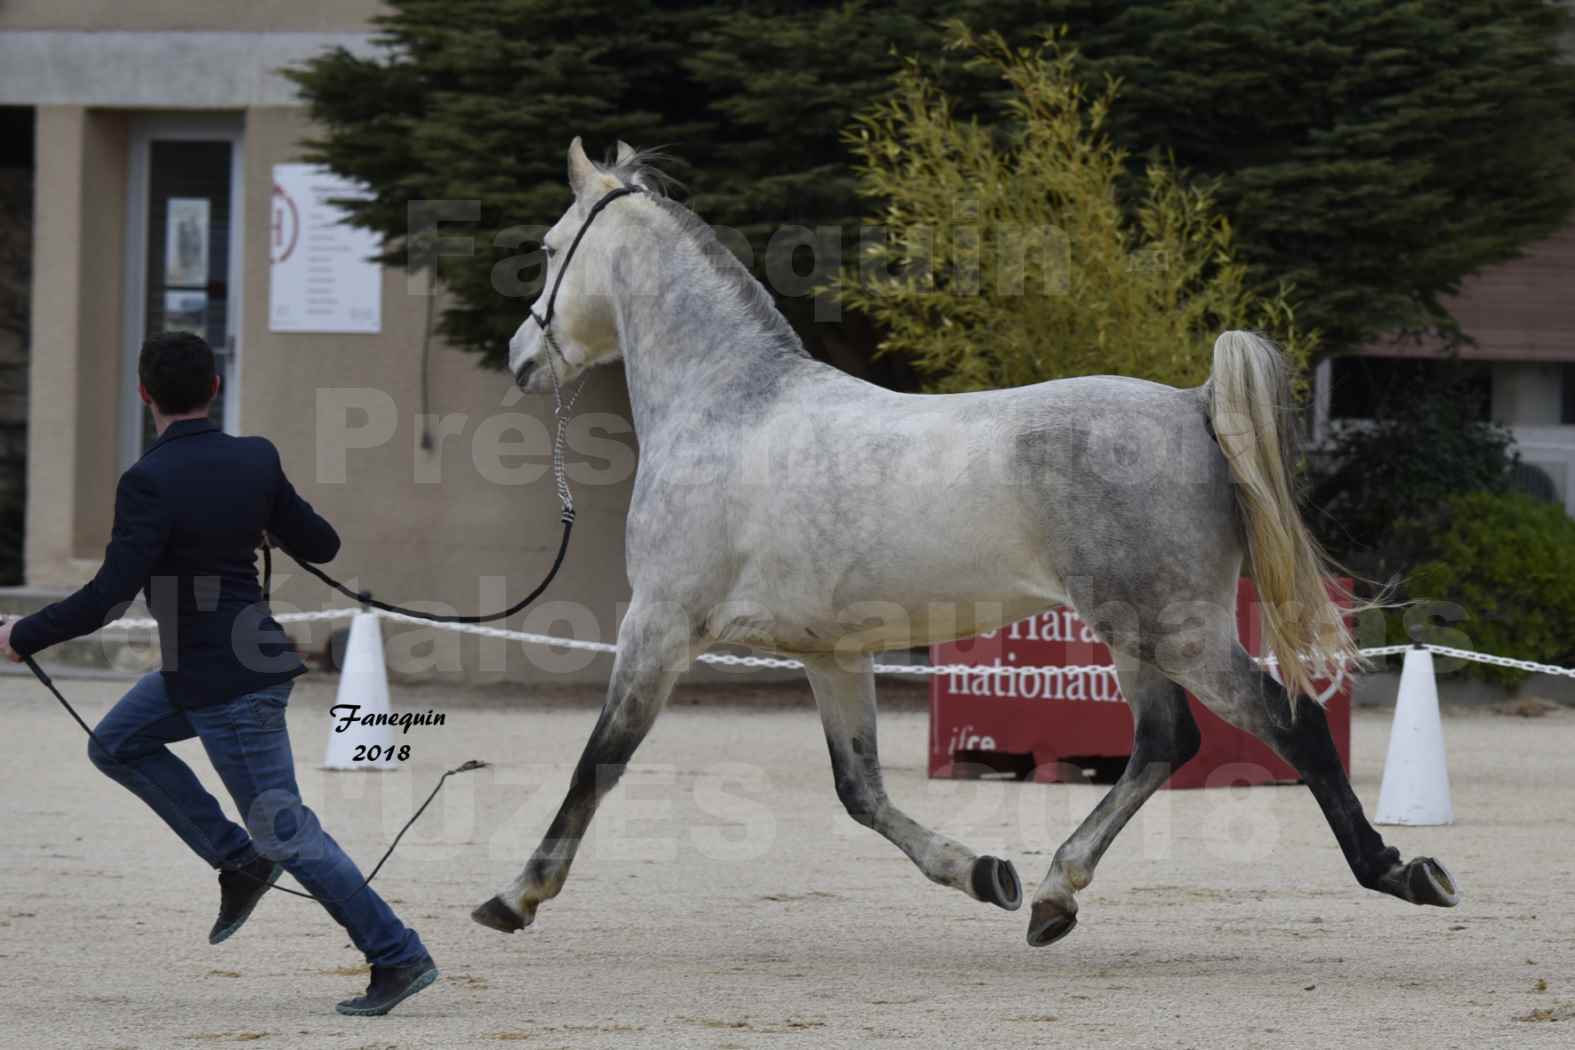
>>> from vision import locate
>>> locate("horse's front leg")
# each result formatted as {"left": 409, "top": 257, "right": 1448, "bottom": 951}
{"left": 472, "top": 602, "right": 691, "bottom": 933}
{"left": 802, "top": 655, "right": 1022, "bottom": 911}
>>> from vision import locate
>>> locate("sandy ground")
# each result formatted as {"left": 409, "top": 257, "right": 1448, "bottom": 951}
{"left": 2, "top": 672, "right": 1572, "bottom": 1050}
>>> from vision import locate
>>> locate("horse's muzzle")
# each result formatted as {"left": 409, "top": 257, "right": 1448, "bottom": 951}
{"left": 512, "top": 358, "right": 536, "bottom": 390}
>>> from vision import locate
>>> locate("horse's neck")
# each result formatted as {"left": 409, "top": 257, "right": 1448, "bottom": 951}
{"left": 612, "top": 237, "right": 807, "bottom": 436}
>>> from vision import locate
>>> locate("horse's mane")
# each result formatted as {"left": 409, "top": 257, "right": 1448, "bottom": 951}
{"left": 603, "top": 149, "right": 809, "bottom": 359}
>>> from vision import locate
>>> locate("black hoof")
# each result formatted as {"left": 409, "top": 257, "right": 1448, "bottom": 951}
{"left": 971, "top": 856, "right": 1023, "bottom": 911}
{"left": 1406, "top": 857, "right": 1460, "bottom": 908}
{"left": 471, "top": 895, "right": 526, "bottom": 933}
{"left": 1026, "top": 899, "right": 1078, "bottom": 948}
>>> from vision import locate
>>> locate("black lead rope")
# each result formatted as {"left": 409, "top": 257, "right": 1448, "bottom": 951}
{"left": 264, "top": 184, "right": 642, "bottom": 623}
{"left": 264, "top": 511, "right": 574, "bottom": 624}
{"left": 11, "top": 182, "right": 645, "bottom": 903}
{"left": 19, "top": 652, "right": 486, "bottom": 904}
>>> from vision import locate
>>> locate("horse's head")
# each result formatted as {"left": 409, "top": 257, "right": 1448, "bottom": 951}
{"left": 509, "top": 137, "right": 656, "bottom": 393}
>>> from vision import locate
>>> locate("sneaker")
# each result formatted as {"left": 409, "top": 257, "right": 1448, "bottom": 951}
{"left": 209, "top": 855, "right": 283, "bottom": 945}
{"left": 335, "top": 954, "right": 439, "bottom": 1017}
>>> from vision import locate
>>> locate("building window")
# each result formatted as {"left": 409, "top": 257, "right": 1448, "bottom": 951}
{"left": 1327, "top": 357, "right": 1491, "bottom": 421}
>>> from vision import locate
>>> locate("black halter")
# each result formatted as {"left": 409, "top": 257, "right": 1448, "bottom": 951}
{"left": 517, "top": 184, "right": 642, "bottom": 388}
{"left": 279, "top": 185, "right": 647, "bottom": 623}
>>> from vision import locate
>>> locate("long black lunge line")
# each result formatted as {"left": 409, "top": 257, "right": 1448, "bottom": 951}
{"left": 12, "top": 183, "right": 643, "bottom": 901}
{"left": 262, "top": 510, "right": 573, "bottom": 624}
{"left": 21, "top": 653, "right": 485, "bottom": 905}
{"left": 258, "top": 188, "right": 639, "bottom": 620}
{"left": 258, "top": 185, "right": 640, "bottom": 625}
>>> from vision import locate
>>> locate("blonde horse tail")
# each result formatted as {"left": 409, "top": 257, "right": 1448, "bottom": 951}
{"left": 1206, "top": 330, "right": 1361, "bottom": 708}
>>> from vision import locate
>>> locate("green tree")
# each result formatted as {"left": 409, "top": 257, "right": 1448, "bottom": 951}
{"left": 680, "top": 2, "right": 1050, "bottom": 249}
{"left": 289, "top": 0, "right": 1575, "bottom": 372}
{"left": 286, "top": 0, "right": 715, "bottom": 369}
{"left": 833, "top": 27, "right": 1308, "bottom": 392}
{"left": 1033, "top": 0, "right": 1575, "bottom": 354}
{"left": 287, "top": 1, "right": 1055, "bottom": 372}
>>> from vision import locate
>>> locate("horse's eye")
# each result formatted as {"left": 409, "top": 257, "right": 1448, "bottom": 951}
{"left": 541, "top": 244, "right": 557, "bottom": 258}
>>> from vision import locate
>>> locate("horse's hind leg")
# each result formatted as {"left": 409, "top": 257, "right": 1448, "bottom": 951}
{"left": 1182, "top": 645, "right": 1459, "bottom": 908}
{"left": 1027, "top": 660, "right": 1201, "bottom": 947}
{"left": 472, "top": 603, "right": 690, "bottom": 933}
{"left": 802, "top": 655, "right": 1022, "bottom": 911}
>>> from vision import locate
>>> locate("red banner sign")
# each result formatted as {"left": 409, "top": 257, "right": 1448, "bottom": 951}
{"left": 928, "top": 580, "right": 1351, "bottom": 789}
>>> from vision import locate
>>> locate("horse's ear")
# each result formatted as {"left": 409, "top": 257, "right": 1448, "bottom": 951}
{"left": 567, "top": 136, "right": 597, "bottom": 198}
{"left": 615, "top": 140, "right": 637, "bottom": 166}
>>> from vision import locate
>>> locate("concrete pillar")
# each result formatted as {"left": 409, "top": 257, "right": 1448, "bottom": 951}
{"left": 24, "top": 105, "right": 126, "bottom": 587}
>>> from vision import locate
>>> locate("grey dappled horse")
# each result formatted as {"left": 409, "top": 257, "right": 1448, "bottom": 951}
{"left": 471, "top": 139, "right": 1459, "bottom": 948}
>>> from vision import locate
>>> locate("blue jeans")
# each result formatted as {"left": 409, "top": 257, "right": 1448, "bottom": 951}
{"left": 88, "top": 672, "right": 427, "bottom": 967}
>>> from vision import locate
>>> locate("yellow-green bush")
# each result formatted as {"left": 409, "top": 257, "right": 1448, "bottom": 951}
{"left": 832, "top": 24, "right": 1312, "bottom": 392}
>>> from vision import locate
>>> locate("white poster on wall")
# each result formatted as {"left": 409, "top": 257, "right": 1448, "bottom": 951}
{"left": 268, "top": 164, "right": 382, "bottom": 333}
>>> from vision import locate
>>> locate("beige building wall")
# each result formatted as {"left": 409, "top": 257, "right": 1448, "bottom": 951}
{"left": 0, "top": 0, "right": 386, "bottom": 32}
{"left": 4, "top": 6, "right": 653, "bottom": 684}
{"left": 240, "top": 110, "right": 636, "bottom": 683}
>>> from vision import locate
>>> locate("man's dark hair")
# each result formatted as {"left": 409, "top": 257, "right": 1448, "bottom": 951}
{"left": 138, "top": 331, "right": 216, "bottom": 414}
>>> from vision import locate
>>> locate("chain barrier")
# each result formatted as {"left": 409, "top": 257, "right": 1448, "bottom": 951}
{"left": 1398, "top": 642, "right": 1575, "bottom": 679}
{"left": 97, "top": 609, "right": 356, "bottom": 632}
{"left": 65, "top": 610, "right": 1575, "bottom": 680}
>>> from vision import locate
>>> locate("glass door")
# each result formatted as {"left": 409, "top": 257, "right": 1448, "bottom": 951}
{"left": 121, "top": 116, "right": 244, "bottom": 464}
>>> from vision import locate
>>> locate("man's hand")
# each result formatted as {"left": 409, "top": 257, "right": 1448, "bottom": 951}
{"left": 0, "top": 618, "right": 21, "bottom": 663}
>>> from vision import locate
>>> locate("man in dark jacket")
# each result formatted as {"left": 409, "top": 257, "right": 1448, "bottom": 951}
{"left": 0, "top": 332, "right": 437, "bottom": 1017}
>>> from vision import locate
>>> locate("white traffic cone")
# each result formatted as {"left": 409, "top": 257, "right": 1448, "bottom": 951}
{"left": 323, "top": 611, "right": 400, "bottom": 771}
{"left": 1375, "top": 646, "right": 1453, "bottom": 825}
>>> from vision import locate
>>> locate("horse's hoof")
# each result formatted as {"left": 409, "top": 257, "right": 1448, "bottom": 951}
{"left": 1026, "top": 898, "right": 1078, "bottom": 947}
{"left": 471, "top": 895, "right": 527, "bottom": 933}
{"left": 971, "top": 856, "right": 1023, "bottom": 911}
{"left": 1406, "top": 857, "right": 1460, "bottom": 908}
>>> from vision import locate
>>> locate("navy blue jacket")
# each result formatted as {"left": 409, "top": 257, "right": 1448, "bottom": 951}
{"left": 10, "top": 419, "right": 340, "bottom": 707}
